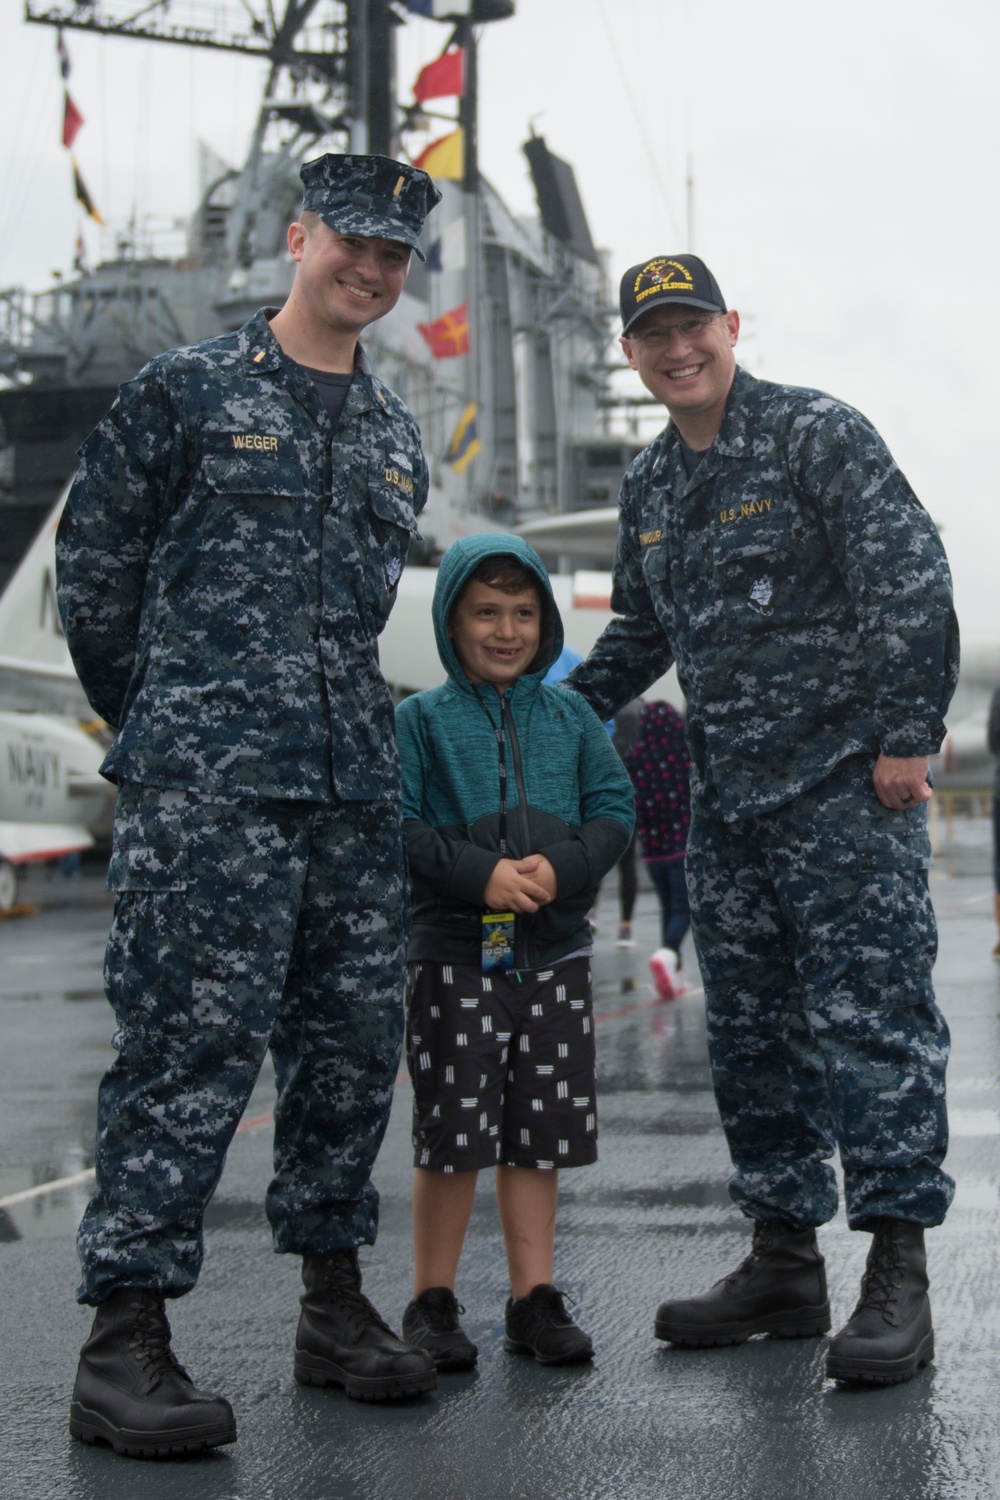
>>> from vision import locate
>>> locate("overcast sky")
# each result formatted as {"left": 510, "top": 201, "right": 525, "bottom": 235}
{"left": 1, "top": 0, "right": 996, "bottom": 640}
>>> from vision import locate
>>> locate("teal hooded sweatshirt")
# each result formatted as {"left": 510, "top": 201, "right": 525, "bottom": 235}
{"left": 395, "top": 534, "right": 635, "bottom": 969}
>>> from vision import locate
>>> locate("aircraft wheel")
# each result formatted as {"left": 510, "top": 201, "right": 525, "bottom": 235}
{"left": 0, "top": 860, "right": 18, "bottom": 913}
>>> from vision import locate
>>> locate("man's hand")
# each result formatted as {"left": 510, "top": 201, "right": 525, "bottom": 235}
{"left": 873, "top": 754, "right": 932, "bottom": 811}
{"left": 484, "top": 856, "right": 554, "bottom": 913}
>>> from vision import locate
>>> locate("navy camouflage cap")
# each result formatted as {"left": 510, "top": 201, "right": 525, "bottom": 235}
{"left": 300, "top": 153, "right": 442, "bottom": 262}
{"left": 620, "top": 254, "right": 727, "bottom": 335}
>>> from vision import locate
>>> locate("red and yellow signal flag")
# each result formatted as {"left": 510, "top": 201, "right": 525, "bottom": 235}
{"left": 417, "top": 303, "right": 470, "bottom": 359}
{"left": 412, "top": 128, "right": 464, "bottom": 182}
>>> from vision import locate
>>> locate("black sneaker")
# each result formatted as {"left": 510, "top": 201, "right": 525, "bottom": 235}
{"left": 295, "top": 1250, "right": 437, "bottom": 1401}
{"left": 402, "top": 1288, "right": 478, "bottom": 1371}
{"left": 69, "top": 1288, "right": 237, "bottom": 1459}
{"left": 504, "top": 1284, "right": 594, "bottom": 1366}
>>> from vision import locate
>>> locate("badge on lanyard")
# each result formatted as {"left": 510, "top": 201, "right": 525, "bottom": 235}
{"left": 482, "top": 912, "right": 516, "bottom": 971}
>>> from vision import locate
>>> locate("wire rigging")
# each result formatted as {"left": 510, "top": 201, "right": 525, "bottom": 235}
{"left": 592, "top": 0, "right": 685, "bottom": 247}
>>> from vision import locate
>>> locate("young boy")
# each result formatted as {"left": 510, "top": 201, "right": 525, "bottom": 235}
{"left": 623, "top": 700, "right": 692, "bottom": 999}
{"left": 395, "top": 535, "right": 635, "bottom": 1369}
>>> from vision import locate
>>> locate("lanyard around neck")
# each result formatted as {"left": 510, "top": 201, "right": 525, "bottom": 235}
{"left": 476, "top": 689, "right": 509, "bottom": 857}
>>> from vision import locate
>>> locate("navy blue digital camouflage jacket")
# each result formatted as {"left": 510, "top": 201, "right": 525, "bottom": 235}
{"left": 568, "top": 366, "right": 959, "bottom": 818}
{"left": 56, "top": 308, "right": 427, "bottom": 803}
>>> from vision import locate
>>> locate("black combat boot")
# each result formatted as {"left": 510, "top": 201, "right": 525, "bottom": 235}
{"left": 826, "top": 1219, "right": 934, "bottom": 1385}
{"left": 69, "top": 1288, "right": 237, "bottom": 1458}
{"left": 655, "top": 1220, "right": 831, "bottom": 1347}
{"left": 294, "top": 1249, "right": 437, "bottom": 1400}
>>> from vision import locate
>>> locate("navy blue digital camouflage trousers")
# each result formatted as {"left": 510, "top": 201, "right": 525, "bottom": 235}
{"left": 686, "top": 755, "right": 953, "bottom": 1231}
{"left": 77, "top": 784, "right": 408, "bottom": 1305}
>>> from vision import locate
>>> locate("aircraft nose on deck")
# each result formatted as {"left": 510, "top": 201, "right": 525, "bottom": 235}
{"left": 2, "top": 821, "right": 1000, "bottom": 1499}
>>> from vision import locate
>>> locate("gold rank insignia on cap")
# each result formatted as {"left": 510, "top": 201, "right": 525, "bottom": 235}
{"left": 299, "top": 153, "right": 441, "bottom": 262}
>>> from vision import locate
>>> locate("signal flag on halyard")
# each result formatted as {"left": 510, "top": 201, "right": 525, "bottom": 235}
{"left": 57, "top": 28, "right": 71, "bottom": 79}
{"left": 412, "top": 128, "right": 464, "bottom": 182}
{"left": 445, "top": 403, "right": 481, "bottom": 473}
{"left": 72, "top": 158, "right": 103, "bottom": 224}
{"left": 413, "top": 47, "right": 465, "bottom": 103}
{"left": 403, "top": 0, "right": 471, "bottom": 16}
{"left": 417, "top": 303, "right": 470, "bottom": 358}
{"left": 425, "top": 216, "right": 467, "bottom": 273}
{"left": 62, "top": 91, "right": 84, "bottom": 148}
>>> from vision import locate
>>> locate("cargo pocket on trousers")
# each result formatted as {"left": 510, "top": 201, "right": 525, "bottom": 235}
{"left": 855, "top": 838, "right": 935, "bottom": 1007}
{"left": 105, "top": 844, "right": 192, "bottom": 1040}
{"left": 107, "top": 842, "right": 189, "bottom": 893}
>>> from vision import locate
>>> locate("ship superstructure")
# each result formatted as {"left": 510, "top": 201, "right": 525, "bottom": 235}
{"left": 0, "top": 0, "right": 642, "bottom": 581}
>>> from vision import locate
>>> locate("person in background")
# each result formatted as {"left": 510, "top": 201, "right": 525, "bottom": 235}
{"left": 543, "top": 641, "right": 584, "bottom": 686}
{"left": 543, "top": 644, "right": 623, "bottom": 937}
{"left": 610, "top": 697, "right": 644, "bottom": 947}
{"left": 989, "top": 685, "right": 1000, "bottom": 956}
{"left": 623, "top": 701, "right": 691, "bottom": 997}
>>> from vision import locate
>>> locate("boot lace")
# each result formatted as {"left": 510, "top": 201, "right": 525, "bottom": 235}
{"left": 721, "top": 1222, "right": 777, "bottom": 1290}
{"left": 126, "top": 1292, "right": 191, "bottom": 1381}
{"left": 855, "top": 1229, "right": 905, "bottom": 1317}
{"left": 312, "top": 1257, "right": 395, "bottom": 1338}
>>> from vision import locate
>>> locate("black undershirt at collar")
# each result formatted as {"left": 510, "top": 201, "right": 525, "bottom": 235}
{"left": 298, "top": 364, "right": 354, "bottom": 428}
{"left": 678, "top": 435, "right": 709, "bottom": 477}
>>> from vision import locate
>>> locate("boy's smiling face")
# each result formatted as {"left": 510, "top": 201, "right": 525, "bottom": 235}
{"left": 448, "top": 579, "right": 542, "bottom": 693}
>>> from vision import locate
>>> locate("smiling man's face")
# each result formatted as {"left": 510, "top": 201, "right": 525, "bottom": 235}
{"left": 621, "top": 307, "right": 740, "bottom": 444}
{"left": 287, "top": 217, "right": 411, "bottom": 338}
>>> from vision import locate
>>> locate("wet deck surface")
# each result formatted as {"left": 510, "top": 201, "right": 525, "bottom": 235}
{"left": 2, "top": 821, "right": 999, "bottom": 1500}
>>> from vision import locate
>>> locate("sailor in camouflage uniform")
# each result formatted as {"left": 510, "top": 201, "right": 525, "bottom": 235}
{"left": 57, "top": 153, "right": 441, "bottom": 1458}
{"left": 567, "top": 254, "right": 959, "bottom": 1388}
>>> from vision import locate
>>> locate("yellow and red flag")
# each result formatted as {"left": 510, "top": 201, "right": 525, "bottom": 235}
{"left": 412, "top": 128, "right": 464, "bottom": 182}
{"left": 417, "top": 303, "right": 470, "bottom": 359}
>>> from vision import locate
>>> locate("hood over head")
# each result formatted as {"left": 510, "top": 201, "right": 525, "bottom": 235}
{"left": 432, "top": 534, "right": 564, "bottom": 687}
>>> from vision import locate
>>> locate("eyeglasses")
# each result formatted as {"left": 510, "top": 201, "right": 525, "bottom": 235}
{"left": 626, "top": 314, "right": 724, "bottom": 347}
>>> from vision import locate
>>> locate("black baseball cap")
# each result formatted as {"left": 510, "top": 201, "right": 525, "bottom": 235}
{"left": 620, "top": 254, "right": 726, "bottom": 335}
